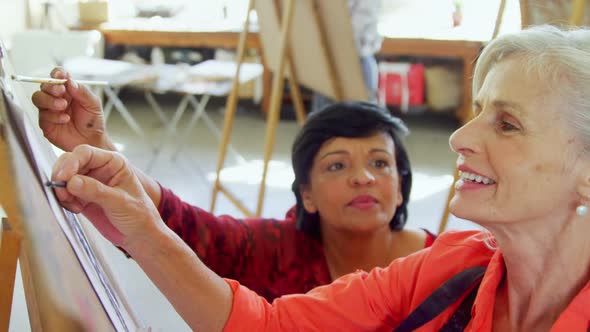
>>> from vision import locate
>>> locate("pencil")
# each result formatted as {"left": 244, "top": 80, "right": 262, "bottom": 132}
{"left": 45, "top": 180, "right": 67, "bottom": 188}
{"left": 11, "top": 74, "right": 109, "bottom": 86}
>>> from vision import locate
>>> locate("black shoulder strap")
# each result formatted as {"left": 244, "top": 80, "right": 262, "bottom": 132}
{"left": 439, "top": 280, "right": 481, "bottom": 331}
{"left": 393, "top": 266, "right": 486, "bottom": 332}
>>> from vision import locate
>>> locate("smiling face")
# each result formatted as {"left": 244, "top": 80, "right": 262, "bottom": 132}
{"left": 300, "top": 132, "right": 403, "bottom": 233}
{"left": 449, "top": 56, "right": 587, "bottom": 225}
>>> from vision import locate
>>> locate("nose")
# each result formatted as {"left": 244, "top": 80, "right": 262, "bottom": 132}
{"left": 449, "top": 117, "right": 480, "bottom": 156}
{"left": 349, "top": 166, "right": 376, "bottom": 186}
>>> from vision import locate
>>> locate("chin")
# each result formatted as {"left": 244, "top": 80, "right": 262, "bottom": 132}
{"left": 448, "top": 201, "right": 478, "bottom": 222}
{"left": 339, "top": 221, "right": 391, "bottom": 234}
{"left": 449, "top": 206, "right": 496, "bottom": 228}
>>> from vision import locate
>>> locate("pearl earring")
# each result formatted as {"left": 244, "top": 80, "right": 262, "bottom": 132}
{"left": 576, "top": 204, "right": 588, "bottom": 216}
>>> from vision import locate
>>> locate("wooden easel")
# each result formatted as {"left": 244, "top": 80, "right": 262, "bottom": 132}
{"left": 0, "top": 41, "right": 139, "bottom": 331}
{"left": 0, "top": 42, "right": 26, "bottom": 331}
{"left": 0, "top": 201, "right": 23, "bottom": 330}
{"left": 520, "top": 0, "right": 587, "bottom": 27}
{"left": 211, "top": 0, "right": 364, "bottom": 216}
{"left": 0, "top": 218, "right": 21, "bottom": 332}
{"left": 437, "top": 0, "right": 587, "bottom": 234}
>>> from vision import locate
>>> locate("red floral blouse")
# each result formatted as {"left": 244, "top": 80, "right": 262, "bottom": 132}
{"left": 158, "top": 186, "right": 436, "bottom": 301}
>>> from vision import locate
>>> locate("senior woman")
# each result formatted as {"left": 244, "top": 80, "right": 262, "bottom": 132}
{"left": 48, "top": 25, "right": 590, "bottom": 331}
{"left": 33, "top": 76, "right": 435, "bottom": 301}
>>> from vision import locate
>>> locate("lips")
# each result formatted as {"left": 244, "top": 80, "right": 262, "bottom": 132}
{"left": 348, "top": 195, "right": 378, "bottom": 210}
{"left": 456, "top": 164, "right": 496, "bottom": 185}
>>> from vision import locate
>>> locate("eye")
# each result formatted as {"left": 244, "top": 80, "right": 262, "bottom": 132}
{"left": 498, "top": 120, "right": 519, "bottom": 132}
{"left": 371, "top": 159, "right": 390, "bottom": 169}
{"left": 327, "top": 162, "right": 344, "bottom": 172}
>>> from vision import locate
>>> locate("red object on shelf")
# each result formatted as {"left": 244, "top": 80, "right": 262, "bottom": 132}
{"left": 378, "top": 62, "right": 425, "bottom": 112}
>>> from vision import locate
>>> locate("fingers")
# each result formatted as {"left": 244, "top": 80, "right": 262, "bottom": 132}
{"left": 39, "top": 110, "right": 70, "bottom": 126}
{"left": 51, "top": 145, "right": 127, "bottom": 210}
{"left": 53, "top": 145, "right": 125, "bottom": 183}
{"left": 36, "top": 67, "right": 102, "bottom": 114}
{"left": 33, "top": 68, "right": 69, "bottom": 110}
{"left": 65, "top": 79, "right": 102, "bottom": 112}
{"left": 65, "top": 174, "right": 127, "bottom": 212}
{"left": 40, "top": 67, "right": 68, "bottom": 96}
{"left": 32, "top": 90, "right": 68, "bottom": 111}
{"left": 50, "top": 67, "right": 67, "bottom": 79}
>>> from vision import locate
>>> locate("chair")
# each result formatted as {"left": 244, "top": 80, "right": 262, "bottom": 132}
{"left": 144, "top": 60, "right": 263, "bottom": 171}
{"left": 62, "top": 56, "right": 159, "bottom": 139}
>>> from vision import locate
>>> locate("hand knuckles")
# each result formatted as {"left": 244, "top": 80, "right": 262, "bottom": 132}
{"left": 51, "top": 67, "right": 65, "bottom": 78}
{"left": 73, "top": 144, "right": 93, "bottom": 156}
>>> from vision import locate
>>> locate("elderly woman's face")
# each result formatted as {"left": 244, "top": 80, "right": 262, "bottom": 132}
{"left": 300, "top": 132, "right": 402, "bottom": 233}
{"left": 448, "top": 57, "right": 584, "bottom": 225}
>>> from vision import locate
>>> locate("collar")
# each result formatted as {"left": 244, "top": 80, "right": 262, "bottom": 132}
{"left": 469, "top": 249, "right": 505, "bottom": 331}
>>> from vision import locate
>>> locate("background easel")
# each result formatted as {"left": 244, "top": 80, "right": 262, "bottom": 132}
{"left": 437, "top": 0, "right": 587, "bottom": 234}
{"left": 210, "top": 0, "right": 368, "bottom": 216}
{"left": 0, "top": 41, "right": 140, "bottom": 331}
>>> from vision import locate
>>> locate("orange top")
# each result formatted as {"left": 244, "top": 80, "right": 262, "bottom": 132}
{"left": 222, "top": 231, "right": 590, "bottom": 331}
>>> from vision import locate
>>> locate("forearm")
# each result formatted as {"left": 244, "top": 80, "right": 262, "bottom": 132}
{"left": 126, "top": 226, "right": 233, "bottom": 331}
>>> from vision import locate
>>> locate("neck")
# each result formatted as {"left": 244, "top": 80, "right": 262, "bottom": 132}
{"left": 486, "top": 215, "right": 590, "bottom": 331}
{"left": 321, "top": 223, "right": 396, "bottom": 280}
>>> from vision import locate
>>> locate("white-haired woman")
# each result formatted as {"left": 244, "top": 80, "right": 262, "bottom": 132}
{"left": 50, "top": 25, "right": 590, "bottom": 331}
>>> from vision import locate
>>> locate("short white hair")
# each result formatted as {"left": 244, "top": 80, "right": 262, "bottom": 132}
{"left": 473, "top": 25, "right": 590, "bottom": 151}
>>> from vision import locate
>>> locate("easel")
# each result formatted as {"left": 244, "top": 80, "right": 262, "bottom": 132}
{"left": 0, "top": 42, "right": 26, "bottom": 331}
{"left": 0, "top": 169, "right": 23, "bottom": 331}
{"left": 210, "top": 0, "right": 367, "bottom": 216}
{"left": 0, "top": 41, "right": 139, "bottom": 331}
{"left": 520, "top": 0, "right": 587, "bottom": 27}
{"left": 0, "top": 219, "right": 21, "bottom": 332}
{"left": 437, "top": 0, "right": 587, "bottom": 234}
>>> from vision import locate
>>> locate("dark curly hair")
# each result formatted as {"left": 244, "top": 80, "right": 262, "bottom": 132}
{"left": 291, "top": 101, "right": 412, "bottom": 238}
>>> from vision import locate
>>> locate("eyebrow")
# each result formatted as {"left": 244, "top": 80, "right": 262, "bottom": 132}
{"left": 473, "top": 99, "right": 525, "bottom": 116}
{"left": 319, "top": 148, "right": 393, "bottom": 161}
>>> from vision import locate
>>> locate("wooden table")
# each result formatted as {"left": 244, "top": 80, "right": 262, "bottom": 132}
{"left": 75, "top": 20, "right": 483, "bottom": 124}
{"left": 84, "top": 26, "right": 261, "bottom": 50}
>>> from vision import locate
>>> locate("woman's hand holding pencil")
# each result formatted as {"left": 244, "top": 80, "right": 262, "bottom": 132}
{"left": 31, "top": 67, "right": 116, "bottom": 153}
{"left": 51, "top": 144, "right": 163, "bottom": 248}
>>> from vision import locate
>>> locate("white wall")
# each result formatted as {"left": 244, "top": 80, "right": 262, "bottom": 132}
{"left": 0, "top": 0, "right": 28, "bottom": 47}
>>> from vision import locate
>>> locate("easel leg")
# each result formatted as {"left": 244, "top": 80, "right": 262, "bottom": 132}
{"left": 255, "top": 0, "right": 296, "bottom": 216}
{"left": 286, "top": 64, "right": 306, "bottom": 126}
{"left": 569, "top": 0, "right": 586, "bottom": 26}
{"left": 0, "top": 218, "right": 21, "bottom": 331}
{"left": 458, "top": 57, "right": 475, "bottom": 125}
{"left": 210, "top": 0, "right": 255, "bottom": 214}
{"left": 438, "top": 168, "right": 458, "bottom": 234}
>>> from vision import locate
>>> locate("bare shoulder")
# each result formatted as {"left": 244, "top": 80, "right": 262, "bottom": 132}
{"left": 393, "top": 229, "right": 430, "bottom": 258}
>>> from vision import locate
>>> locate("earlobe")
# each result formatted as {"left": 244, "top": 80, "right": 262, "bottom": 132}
{"left": 577, "top": 167, "right": 590, "bottom": 199}
{"left": 300, "top": 185, "right": 318, "bottom": 213}
{"left": 576, "top": 169, "right": 590, "bottom": 205}
{"left": 396, "top": 179, "right": 403, "bottom": 207}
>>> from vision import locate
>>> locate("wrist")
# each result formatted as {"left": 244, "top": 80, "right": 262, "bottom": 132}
{"left": 123, "top": 216, "right": 170, "bottom": 258}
